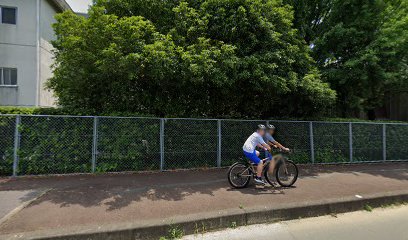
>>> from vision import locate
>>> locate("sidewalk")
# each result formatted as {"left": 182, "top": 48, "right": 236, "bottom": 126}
{"left": 0, "top": 163, "right": 407, "bottom": 239}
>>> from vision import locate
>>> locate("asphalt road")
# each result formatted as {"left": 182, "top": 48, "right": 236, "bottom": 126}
{"left": 183, "top": 205, "right": 408, "bottom": 240}
{"left": 0, "top": 163, "right": 406, "bottom": 237}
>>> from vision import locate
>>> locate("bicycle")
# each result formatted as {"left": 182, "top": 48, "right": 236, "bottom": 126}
{"left": 227, "top": 149, "right": 298, "bottom": 188}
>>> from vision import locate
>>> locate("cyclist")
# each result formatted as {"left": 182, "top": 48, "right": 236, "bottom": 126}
{"left": 242, "top": 124, "right": 271, "bottom": 184}
{"left": 264, "top": 124, "right": 290, "bottom": 176}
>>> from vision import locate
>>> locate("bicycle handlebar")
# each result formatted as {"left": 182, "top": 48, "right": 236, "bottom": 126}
{"left": 269, "top": 148, "right": 292, "bottom": 154}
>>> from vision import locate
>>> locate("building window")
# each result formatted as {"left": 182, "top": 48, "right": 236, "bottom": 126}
{"left": 0, "top": 68, "right": 17, "bottom": 86}
{"left": 1, "top": 7, "right": 17, "bottom": 24}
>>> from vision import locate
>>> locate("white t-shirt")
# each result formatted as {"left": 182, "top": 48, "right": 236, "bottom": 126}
{"left": 242, "top": 132, "right": 266, "bottom": 153}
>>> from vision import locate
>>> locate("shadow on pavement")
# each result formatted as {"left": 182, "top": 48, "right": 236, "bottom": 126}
{"left": 0, "top": 163, "right": 406, "bottom": 212}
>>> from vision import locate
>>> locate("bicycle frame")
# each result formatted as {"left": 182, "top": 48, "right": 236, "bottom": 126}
{"left": 238, "top": 148, "right": 290, "bottom": 178}
{"left": 237, "top": 164, "right": 255, "bottom": 177}
{"left": 238, "top": 157, "right": 274, "bottom": 178}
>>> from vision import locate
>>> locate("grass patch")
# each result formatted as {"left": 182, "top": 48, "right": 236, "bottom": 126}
{"left": 380, "top": 201, "right": 407, "bottom": 209}
{"left": 363, "top": 204, "right": 373, "bottom": 212}
{"left": 160, "top": 226, "right": 184, "bottom": 240}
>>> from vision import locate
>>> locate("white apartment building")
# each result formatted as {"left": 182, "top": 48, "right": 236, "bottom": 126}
{"left": 0, "top": 0, "right": 71, "bottom": 106}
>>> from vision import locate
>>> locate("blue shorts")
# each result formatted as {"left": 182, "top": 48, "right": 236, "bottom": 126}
{"left": 243, "top": 150, "right": 261, "bottom": 164}
{"left": 264, "top": 150, "right": 273, "bottom": 160}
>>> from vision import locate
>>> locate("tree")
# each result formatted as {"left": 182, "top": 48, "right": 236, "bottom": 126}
{"left": 314, "top": 0, "right": 387, "bottom": 116}
{"left": 284, "top": 0, "right": 333, "bottom": 45}
{"left": 49, "top": 7, "right": 236, "bottom": 116}
{"left": 48, "top": 0, "right": 336, "bottom": 118}
{"left": 195, "top": 0, "right": 335, "bottom": 117}
{"left": 374, "top": 0, "right": 408, "bottom": 92}
{"left": 94, "top": 0, "right": 180, "bottom": 33}
{"left": 287, "top": 0, "right": 408, "bottom": 118}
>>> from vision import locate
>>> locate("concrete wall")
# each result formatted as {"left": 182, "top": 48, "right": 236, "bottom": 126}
{"left": 0, "top": 44, "right": 37, "bottom": 105}
{"left": 0, "top": 86, "right": 18, "bottom": 105}
{"left": 0, "top": 0, "right": 37, "bottom": 106}
{"left": 39, "top": 0, "right": 58, "bottom": 106}
{"left": 0, "top": 0, "right": 59, "bottom": 106}
{"left": 39, "top": 39, "right": 55, "bottom": 106}
{"left": 0, "top": 0, "right": 37, "bottom": 46}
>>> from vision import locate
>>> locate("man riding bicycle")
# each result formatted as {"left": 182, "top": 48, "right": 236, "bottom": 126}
{"left": 263, "top": 124, "right": 290, "bottom": 178}
{"left": 242, "top": 124, "right": 272, "bottom": 184}
{"left": 230, "top": 124, "right": 298, "bottom": 188}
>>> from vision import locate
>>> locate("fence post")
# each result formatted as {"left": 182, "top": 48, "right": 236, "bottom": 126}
{"left": 349, "top": 122, "right": 353, "bottom": 162}
{"left": 160, "top": 118, "right": 165, "bottom": 171}
{"left": 91, "top": 117, "right": 98, "bottom": 173}
{"left": 217, "top": 120, "right": 222, "bottom": 167}
{"left": 12, "top": 115, "right": 21, "bottom": 177}
{"left": 382, "top": 124, "right": 387, "bottom": 162}
{"left": 309, "top": 122, "right": 315, "bottom": 164}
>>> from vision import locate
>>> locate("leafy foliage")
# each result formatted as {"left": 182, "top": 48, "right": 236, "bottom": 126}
{"left": 48, "top": 0, "right": 408, "bottom": 119}
{"left": 0, "top": 116, "right": 14, "bottom": 176}
{"left": 287, "top": 0, "right": 408, "bottom": 117}
{"left": 48, "top": 0, "right": 335, "bottom": 118}
{"left": 314, "top": 0, "right": 387, "bottom": 115}
{"left": 373, "top": 0, "right": 408, "bottom": 92}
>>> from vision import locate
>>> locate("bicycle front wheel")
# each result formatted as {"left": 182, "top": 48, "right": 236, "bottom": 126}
{"left": 228, "top": 162, "right": 251, "bottom": 188}
{"left": 263, "top": 161, "right": 275, "bottom": 186}
{"left": 275, "top": 160, "right": 298, "bottom": 187}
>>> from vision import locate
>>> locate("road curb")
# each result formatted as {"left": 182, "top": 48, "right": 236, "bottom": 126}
{"left": 4, "top": 191, "right": 405, "bottom": 240}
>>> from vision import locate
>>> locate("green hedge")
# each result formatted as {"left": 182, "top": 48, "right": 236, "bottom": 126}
{"left": 1, "top": 106, "right": 406, "bottom": 123}
{"left": 0, "top": 106, "right": 155, "bottom": 118}
{"left": 0, "top": 106, "right": 69, "bottom": 115}
{"left": 0, "top": 116, "right": 15, "bottom": 176}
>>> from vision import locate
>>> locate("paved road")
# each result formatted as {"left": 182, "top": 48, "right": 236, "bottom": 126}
{"left": 183, "top": 205, "right": 408, "bottom": 240}
{"left": 0, "top": 190, "right": 46, "bottom": 224}
{"left": 0, "top": 163, "right": 407, "bottom": 237}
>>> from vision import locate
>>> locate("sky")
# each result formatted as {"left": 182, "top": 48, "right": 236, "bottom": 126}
{"left": 65, "top": 0, "right": 93, "bottom": 13}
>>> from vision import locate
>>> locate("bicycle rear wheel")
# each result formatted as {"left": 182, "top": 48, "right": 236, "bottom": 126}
{"left": 228, "top": 162, "right": 251, "bottom": 188}
{"left": 275, "top": 160, "right": 298, "bottom": 187}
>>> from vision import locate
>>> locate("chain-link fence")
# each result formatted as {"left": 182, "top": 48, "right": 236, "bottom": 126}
{"left": 0, "top": 114, "right": 407, "bottom": 176}
{"left": 97, "top": 117, "right": 161, "bottom": 172}
{"left": 0, "top": 116, "right": 15, "bottom": 176}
